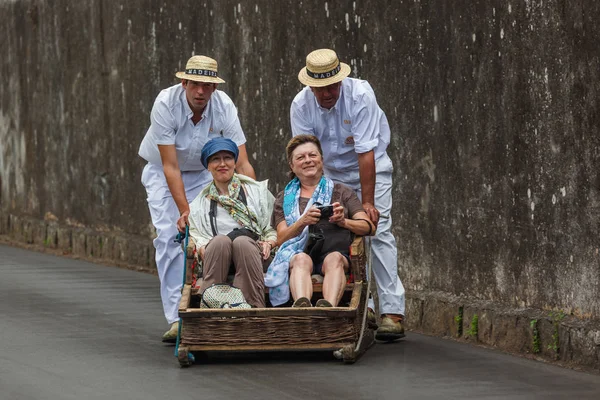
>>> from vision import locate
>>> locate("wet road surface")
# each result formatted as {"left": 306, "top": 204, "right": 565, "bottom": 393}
{"left": 1, "top": 244, "right": 599, "bottom": 400}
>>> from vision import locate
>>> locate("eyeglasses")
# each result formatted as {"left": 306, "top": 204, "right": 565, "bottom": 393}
{"left": 208, "top": 154, "right": 235, "bottom": 164}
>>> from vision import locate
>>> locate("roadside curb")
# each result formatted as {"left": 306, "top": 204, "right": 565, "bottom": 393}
{"left": 0, "top": 213, "right": 157, "bottom": 275}
{"left": 406, "top": 290, "right": 600, "bottom": 372}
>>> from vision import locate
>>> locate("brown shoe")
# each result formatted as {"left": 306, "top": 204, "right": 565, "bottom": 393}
{"left": 375, "top": 314, "right": 405, "bottom": 341}
{"left": 292, "top": 297, "right": 312, "bottom": 307}
{"left": 315, "top": 299, "right": 333, "bottom": 307}
{"left": 161, "top": 321, "right": 179, "bottom": 343}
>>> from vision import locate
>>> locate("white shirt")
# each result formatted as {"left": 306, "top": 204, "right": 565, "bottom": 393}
{"left": 290, "top": 78, "right": 392, "bottom": 184}
{"left": 138, "top": 84, "right": 246, "bottom": 172}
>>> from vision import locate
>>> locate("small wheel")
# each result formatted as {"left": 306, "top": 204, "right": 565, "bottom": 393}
{"left": 333, "top": 349, "right": 344, "bottom": 360}
{"left": 334, "top": 346, "right": 360, "bottom": 362}
{"left": 335, "top": 345, "right": 356, "bottom": 364}
{"left": 343, "top": 328, "right": 376, "bottom": 364}
{"left": 178, "top": 347, "right": 193, "bottom": 368}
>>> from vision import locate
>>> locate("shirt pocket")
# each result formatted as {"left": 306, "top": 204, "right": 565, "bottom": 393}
{"left": 207, "top": 119, "right": 226, "bottom": 139}
{"left": 340, "top": 126, "right": 355, "bottom": 147}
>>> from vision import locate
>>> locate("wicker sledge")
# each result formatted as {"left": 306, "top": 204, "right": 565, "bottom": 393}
{"left": 175, "top": 234, "right": 375, "bottom": 367}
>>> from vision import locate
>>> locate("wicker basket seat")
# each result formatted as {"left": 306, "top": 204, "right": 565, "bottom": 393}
{"left": 176, "top": 236, "right": 374, "bottom": 366}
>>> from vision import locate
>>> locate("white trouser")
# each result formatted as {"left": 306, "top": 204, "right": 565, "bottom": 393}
{"left": 327, "top": 157, "right": 406, "bottom": 316}
{"left": 141, "top": 163, "right": 211, "bottom": 324}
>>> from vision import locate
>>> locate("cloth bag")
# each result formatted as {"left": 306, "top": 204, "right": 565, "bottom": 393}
{"left": 304, "top": 222, "right": 354, "bottom": 265}
{"left": 200, "top": 283, "right": 252, "bottom": 309}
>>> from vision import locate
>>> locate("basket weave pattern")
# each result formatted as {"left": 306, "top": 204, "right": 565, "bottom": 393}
{"left": 181, "top": 315, "right": 357, "bottom": 346}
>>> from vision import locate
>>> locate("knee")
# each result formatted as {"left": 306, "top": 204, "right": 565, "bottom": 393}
{"left": 205, "top": 235, "right": 232, "bottom": 255}
{"left": 322, "top": 252, "right": 346, "bottom": 273}
{"left": 232, "top": 236, "right": 259, "bottom": 253}
{"left": 210, "top": 234, "right": 232, "bottom": 245}
{"left": 290, "top": 253, "right": 313, "bottom": 273}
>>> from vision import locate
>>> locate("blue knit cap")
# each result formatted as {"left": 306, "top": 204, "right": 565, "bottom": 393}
{"left": 201, "top": 137, "right": 239, "bottom": 168}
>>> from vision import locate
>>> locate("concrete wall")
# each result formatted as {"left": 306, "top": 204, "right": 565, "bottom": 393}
{"left": 1, "top": 0, "right": 599, "bottom": 367}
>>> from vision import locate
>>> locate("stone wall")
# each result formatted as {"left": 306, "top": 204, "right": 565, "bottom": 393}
{"left": 1, "top": 0, "right": 599, "bottom": 368}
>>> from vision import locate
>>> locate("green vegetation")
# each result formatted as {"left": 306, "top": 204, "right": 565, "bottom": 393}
{"left": 530, "top": 319, "right": 540, "bottom": 354}
{"left": 547, "top": 311, "right": 566, "bottom": 358}
{"left": 454, "top": 306, "right": 464, "bottom": 337}
{"left": 466, "top": 314, "right": 478, "bottom": 338}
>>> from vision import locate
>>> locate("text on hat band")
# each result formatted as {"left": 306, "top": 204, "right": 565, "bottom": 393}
{"left": 185, "top": 69, "right": 218, "bottom": 77}
{"left": 306, "top": 64, "right": 341, "bottom": 79}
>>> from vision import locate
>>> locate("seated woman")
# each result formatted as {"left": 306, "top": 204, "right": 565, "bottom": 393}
{"left": 266, "top": 135, "right": 376, "bottom": 308}
{"left": 187, "top": 137, "right": 276, "bottom": 308}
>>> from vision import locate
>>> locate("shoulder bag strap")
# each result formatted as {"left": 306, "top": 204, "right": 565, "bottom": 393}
{"left": 238, "top": 186, "right": 248, "bottom": 205}
{"left": 209, "top": 199, "right": 218, "bottom": 236}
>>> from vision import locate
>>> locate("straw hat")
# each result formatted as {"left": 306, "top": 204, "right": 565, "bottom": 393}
{"left": 175, "top": 55, "right": 225, "bottom": 84}
{"left": 298, "top": 49, "right": 351, "bottom": 87}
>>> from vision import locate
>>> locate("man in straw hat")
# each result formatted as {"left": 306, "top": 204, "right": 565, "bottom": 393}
{"left": 290, "top": 48, "right": 405, "bottom": 341}
{"left": 138, "top": 55, "right": 256, "bottom": 342}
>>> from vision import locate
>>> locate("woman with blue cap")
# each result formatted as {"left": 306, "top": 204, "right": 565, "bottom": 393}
{"left": 186, "top": 137, "right": 277, "bottom": 307}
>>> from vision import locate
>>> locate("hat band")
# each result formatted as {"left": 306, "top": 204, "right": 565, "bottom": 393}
{"left": 306, "top": 64, "right": 341, "bottom": 79}
{"left": 185, "top": 68, "right": 218, "bottom": 78}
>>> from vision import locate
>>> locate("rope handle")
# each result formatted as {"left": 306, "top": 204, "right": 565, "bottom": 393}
{"left": 354, "top": 236, "right": 373, "bottom": 353}
{"left": 174, "top": 225, "right": 189, "bottom": 357}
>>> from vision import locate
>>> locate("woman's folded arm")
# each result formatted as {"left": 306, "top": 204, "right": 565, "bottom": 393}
{"left": 337, "top": 211, "right": 376, "bottom": 236}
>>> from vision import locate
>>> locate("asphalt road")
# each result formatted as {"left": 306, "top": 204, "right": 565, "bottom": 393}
{"left": 1, "top": 244, "right": 599, "bottom": 400}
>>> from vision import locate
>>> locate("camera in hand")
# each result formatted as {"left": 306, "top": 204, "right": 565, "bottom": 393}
{"left": 316, "top": 204, "right": 334, "bottom": 219}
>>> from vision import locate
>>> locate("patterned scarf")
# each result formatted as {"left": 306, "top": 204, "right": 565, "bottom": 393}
{"left": 264, "top": 175, "right": 334, "bottom": 306}
{"left": 206, "top": 174, "right": 261, "bottom": 235}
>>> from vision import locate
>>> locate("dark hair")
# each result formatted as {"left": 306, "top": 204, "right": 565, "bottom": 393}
{"left": 285, "top": 134, "right": 324, "bottom": 178}
{"left": 182, "top": 79, "right": 217, "bottom": 88}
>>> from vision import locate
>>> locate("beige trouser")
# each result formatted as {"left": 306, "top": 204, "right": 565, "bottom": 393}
{"left": 200, "top": 235, "right": 265, "bottom": 308}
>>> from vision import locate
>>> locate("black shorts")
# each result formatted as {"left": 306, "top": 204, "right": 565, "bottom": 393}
{"left": 312, "top": 250, "right": 350, "bottom": 275}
